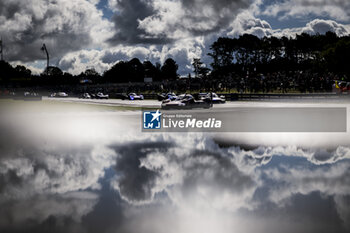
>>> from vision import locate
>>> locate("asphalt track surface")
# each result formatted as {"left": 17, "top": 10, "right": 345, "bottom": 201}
{"left": 43, "top": 97, "right": 161, "bottom": 108}
{"left": 44, "top": 96, "right": 350, "bottom": 109}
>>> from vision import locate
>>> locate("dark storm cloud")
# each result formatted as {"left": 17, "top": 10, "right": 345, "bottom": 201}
{"left": 107, "top": 0, "right": 172, "bottom": 45}
{"left": 108, "top": 0, "right": 252, "bottom": 45}
{"left": 178, "top": 0, "right": 252, "bottom": 34}
{"left": 0, "top": 0, "right": 105, "bottom": 62}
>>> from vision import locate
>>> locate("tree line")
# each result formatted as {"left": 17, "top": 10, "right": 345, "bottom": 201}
{"left": 0, "top": 31, "right": 350, "bottom": 89}
{"left": 0, "top": 57, "right": 179, "bottom": 87}
{"left": 208, "top": 31, "right": 350, "bottom": 79}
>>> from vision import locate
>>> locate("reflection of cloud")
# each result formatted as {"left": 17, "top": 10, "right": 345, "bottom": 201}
{"left": 110, "top": 139, "right": 257, "bottom": 210}
{"left": 1, "top": 105, "right": 350, "bottom": 232}
{"left": 231, "top": 146, "right": 350, "bottom": 166}
{"left": 262, "top": 161, "right": 350, "bottom": 202}
{"left": 334, "top": 195, "right": 350, "bottom": 229}
{"left": 0, "top": 147, "right": 112, "bottom": 199}
{"left": 0, "top": 110, "right": 117, "bottom": 231}
{"left": 0, "top": 191, "right": 98, "bottom": 232}
{"left": 260, "top": 159, "right": 350, "bottom": 230}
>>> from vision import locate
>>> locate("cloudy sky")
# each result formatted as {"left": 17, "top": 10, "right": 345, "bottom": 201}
{"left": 1, "top": 0, "right": 350, "bottom": 75}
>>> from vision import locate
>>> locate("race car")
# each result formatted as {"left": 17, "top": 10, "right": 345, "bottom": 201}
{"left": 203, "top": 92, "right": 226, "bottom": 104}
{"left": 96, "top": 92, "right": 109, "bottom": 99}
{"left": 161, "top": 94, "right": 211, "bottom": 109}
{"left": 79, "top": 93, "right": 91, "bottom": 99}
{"left": 125, "top": 93, "right": 144, "bottom": 100}
{"left": 157, "top": 92, "right": 177, "bottom": 101}
{"left": 22, "top": 92, "right": 42, "bottom": 101}
{"left": 49, "top": 92, "right": 68, "bottom": 97}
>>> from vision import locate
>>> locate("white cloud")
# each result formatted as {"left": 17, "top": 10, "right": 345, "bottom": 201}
{"left": 0, "top": 0, "right": 113, "bottom": 62}
{"left": 228, "top": 11, "right": 272, "bottom": 38}
{"left": 300, "top": 19, "right": 349, "bottom": 36}
{"left": 1, "top": 0, "right": 350, "bottom": 76}
{"left": 137, "top": 0, "right": 251, "bottom": 40}
{"left": 228, "top": 14, "right": 350, "bottom": 38}
{"left": 261, "top": 0, "right": 350, "bottom": 22}
{"left": 57, "top": 37, "right": 206, "bottom": 75}
{"left": 274, "top": 19, "right": 350, "bottom": 38}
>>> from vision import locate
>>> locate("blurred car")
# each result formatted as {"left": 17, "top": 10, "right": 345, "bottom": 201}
{"left": 333, "top": 80, "right": 350, "bottom": 94}
{"left": 49, "top": 92, "right": 68, "bottom": 97}
{"left": 161, "top": 94, "right": 211, "bottom": 109}
{"left": 79, "top": 93, "right": 91, "bottom": 99}
{"left": 157, "top": 92, "right": 177, "bottom": 101}
{"left": 125, "top": 93, "right": 144, "bottom": 100}
{"left": 96, "top": 92, "right": 109, "bottom": 99}
{"left": 18, "top": 92, "right": 42, "bottom": 101}
{"left": 203, "top": 92, "right": 226, "bottom": 104}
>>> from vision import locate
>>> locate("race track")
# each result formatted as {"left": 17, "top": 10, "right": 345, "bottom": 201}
{"left": 44, "top": 96, "right": 350, "bottom": 109}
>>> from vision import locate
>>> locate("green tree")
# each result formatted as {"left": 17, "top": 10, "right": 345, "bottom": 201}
{"left": 192, "top": 58, "right": 210, "bottom": 78}
{"left": 161, "top": 58, "right": 178, "bottom": 80}
{"left": 128, "top": 58, "right": 144, "bottom": 82}
{"left": 43, "top": 66, "right": 63, "bottom": 77}
{"left": 192, "top": 58, "right": 202, "bottom": 78}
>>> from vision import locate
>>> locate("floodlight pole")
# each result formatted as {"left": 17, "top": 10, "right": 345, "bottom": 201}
{"left": 0, "top": 37, "right": 3, "bottom": 61}
{"left": 41, "top": 44, "right": 49, "bottom": 74}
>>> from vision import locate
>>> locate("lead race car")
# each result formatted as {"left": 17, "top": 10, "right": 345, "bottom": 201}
{"left": 161, "top": 94, "right": 211, "bottom": 109}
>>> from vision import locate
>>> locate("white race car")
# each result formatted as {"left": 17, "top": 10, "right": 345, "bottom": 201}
{"left": 127, "top": 93, "right": 144, "bottom": 100}
{"left": 50, "top": 92, "right": 68, "bottom": 97}
{"left": 202, "top": 92, "right": 226, "bottom": 104}
{"left": 161, "top": 94, "right": 211, "bottom": 109}
{"left": 96, "top": 92, "right": 109, "bottom": 99}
